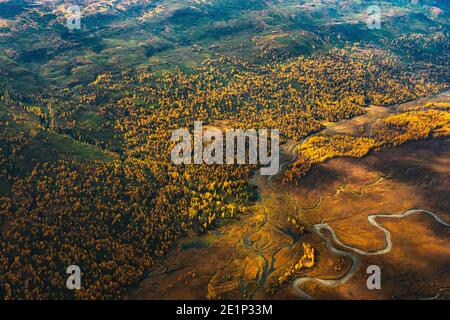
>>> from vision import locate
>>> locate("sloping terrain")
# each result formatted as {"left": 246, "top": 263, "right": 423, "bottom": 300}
{"left": 0, "top": 0, "right": 449, "bottom": 299}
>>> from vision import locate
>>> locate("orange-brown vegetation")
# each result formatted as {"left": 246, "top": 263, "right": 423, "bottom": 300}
{"left": 284, "top": 109, "right": 450, "bottom": 184}
{"left": 278, "top": 243, "right": 315, "bottom": 284}
{"left": 0, "top": 46, "right": 448, "bottom": 299}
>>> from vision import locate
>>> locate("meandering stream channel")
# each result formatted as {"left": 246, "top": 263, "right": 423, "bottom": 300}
{"left": 291, "top": 209, "right": 450, "bottom": 299}
{"left": 259, "top": 93, "right": 450, "bottom": 299}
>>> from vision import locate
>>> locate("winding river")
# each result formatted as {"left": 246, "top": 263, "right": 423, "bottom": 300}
{"left": 257, "top": 100, "right": 450, "bottom": 300}
{"left": 291, "top": 207, "right": 450, "bottom": 299}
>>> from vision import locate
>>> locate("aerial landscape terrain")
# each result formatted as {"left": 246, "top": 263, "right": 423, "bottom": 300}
{"left": 0, "top": 0, "right": 449, "bottom": 300}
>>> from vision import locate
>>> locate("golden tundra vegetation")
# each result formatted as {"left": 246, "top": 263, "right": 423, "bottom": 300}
{"left": 0, "top": 46, "right": 449, "bottom": 299}
{"left": 284, "top": 108, "right": 450, "bottom": 184}
{"left": 278, "top": 243, "right": 315, "bottom": 284}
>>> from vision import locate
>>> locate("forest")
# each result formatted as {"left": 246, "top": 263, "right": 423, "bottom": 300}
{"left": 0, "top": 40, "right": 449, "bottom": 298}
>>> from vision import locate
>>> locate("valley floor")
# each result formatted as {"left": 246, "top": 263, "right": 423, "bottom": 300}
{"left": 129, "top": 92, "right": 450, "bottom": 300}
